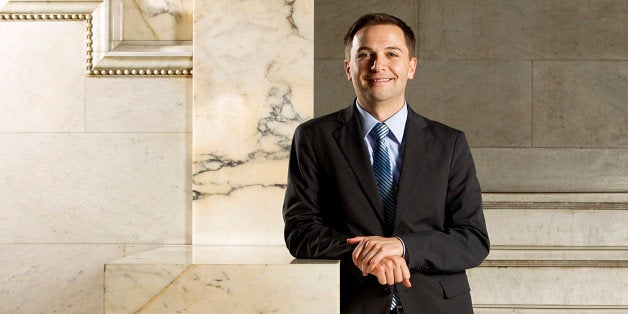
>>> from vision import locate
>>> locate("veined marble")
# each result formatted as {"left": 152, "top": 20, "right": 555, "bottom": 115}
{"left": 1, "top": 244, "right": 124, "bottom": 314}
{"left": 123, "top": 0, "right": 192, "bottom": 41}
{"left": 193, "top": 0, "right": 313, "bottom": 244}
{"left": 105, "top": 246, "right": 339, "bottom": 313}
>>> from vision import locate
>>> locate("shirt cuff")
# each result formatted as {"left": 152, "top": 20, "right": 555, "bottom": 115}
{"left": 395, "top": 236, "right": 407, "bottom": 260}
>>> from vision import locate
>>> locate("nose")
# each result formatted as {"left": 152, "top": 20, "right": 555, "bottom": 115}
{"left": 370, "top": 55, "right": 386, "bottom": 72}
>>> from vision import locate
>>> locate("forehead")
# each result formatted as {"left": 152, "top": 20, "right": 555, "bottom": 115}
{"left": 351, "top": 24, "right": 407, "bottom": 51}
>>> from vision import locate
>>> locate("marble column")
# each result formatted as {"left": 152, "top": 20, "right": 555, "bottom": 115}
{"left": 193, "top": 0, "right": 313, "bottom": 245}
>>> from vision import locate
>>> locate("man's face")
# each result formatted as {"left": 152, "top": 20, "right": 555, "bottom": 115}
{"left": 344, "top": 24, "right": 417, "bottom": 108}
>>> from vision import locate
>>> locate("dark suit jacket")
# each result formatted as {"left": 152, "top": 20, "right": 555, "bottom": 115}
{"left": 283, "top": 103, "right": 489, "bottom": 314}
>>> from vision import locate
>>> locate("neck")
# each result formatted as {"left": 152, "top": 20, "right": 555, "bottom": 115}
{"left": 357, "top": 98, "right": 405, "bottom": 122}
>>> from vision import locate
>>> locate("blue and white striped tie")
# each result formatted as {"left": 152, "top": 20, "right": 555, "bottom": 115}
{"left": 371, "top": 122, "right": 399, "bottom": 310}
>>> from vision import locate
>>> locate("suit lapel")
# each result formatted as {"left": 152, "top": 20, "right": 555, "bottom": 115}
{"left": 393, "top": 109, "right": 433, "bottom": 230}
{"left": 332, "top": 104, "right": 386, "bottom": 226}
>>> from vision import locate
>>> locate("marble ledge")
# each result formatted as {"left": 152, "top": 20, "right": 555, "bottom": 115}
{"left": 105, "top": 245, "right": 340, "bottom": 314}
{"left": 107, "top": 245, "right": 336, "bottom": 265}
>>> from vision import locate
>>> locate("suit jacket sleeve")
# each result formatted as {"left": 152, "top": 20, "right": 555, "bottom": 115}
{"left": 283, "top": 124, "right": 353, "bottom": 259}
{"left": 399, "top": 131, "right": 490, "bottom": 273}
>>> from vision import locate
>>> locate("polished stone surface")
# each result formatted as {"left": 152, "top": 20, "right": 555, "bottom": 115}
{"left": 0, "top": 244, "right": 124, "bottom": 314}
{"left": 473, "top": 148, "right": 628, "bottom": 192}
{"left": 484, "top": 206, "right": 627, "bottom": 246}
{"left": 0, "top": 133, "right": 190, "bottom": 243}
{"left": 314, "top": 58, "right": 355, "bottom": 116}
{"left": 316, "top": 60, "right": 533, "bottom": 147}
{"left": 534, "top": 61, "right": 627, "bottom": 147}
{"left": 419, "top": 0, "right": 628, "bottom": 60}
{"left": 86, "top": 77, "right": 192, "bottom": 132}
{"left": 468, "top": 267, "right": 627, "bottom": 306}
{"left": 315, "top": 0, "right": 418, "bottom": 59}
{"left": 105, "top": 246, "right": 340, "bottom": 313}
{"left": 122, "top": 0, "right": 192, "bottom": 41}
{"left": 408, "top": 60, "right": 532, "bottom": 147}
{"left": 193, "top": 0, "right": 313, "bottom": 244}
{"left": 0, "top": 21, "right": 85, "bottom": 132}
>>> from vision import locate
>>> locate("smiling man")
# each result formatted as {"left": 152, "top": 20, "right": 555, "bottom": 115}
{"left": 283, "top": 13, "right": 489, "bottom": 314}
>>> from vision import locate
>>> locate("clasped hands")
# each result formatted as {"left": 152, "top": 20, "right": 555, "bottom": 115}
{"left": 347, "top": 236, "right": 411, "bottom": 288}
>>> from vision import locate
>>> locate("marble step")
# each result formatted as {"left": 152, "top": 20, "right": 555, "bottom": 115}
{"left": 481, "top": 194, "right": 628, "bottom": 247}
{"left": 470, "top": 247, "right": 628, "bottom": 311}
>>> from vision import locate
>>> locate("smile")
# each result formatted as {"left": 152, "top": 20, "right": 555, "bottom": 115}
{"left": 366, "top": 78, "right": 392, "bottom": 82}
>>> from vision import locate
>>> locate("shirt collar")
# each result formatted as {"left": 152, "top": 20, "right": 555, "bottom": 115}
{"left": 355, "top": 100, "right": 407, "bottom": 143}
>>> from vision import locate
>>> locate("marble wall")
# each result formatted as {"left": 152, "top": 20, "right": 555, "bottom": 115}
{"left": 315, "top": 0, "right": 628, "bottom": 192}
{"left": 0, "top": 19, "right": 192, "bottom": 313}
{"left": 192, "top": 0, "right": 313, "bottom": 245}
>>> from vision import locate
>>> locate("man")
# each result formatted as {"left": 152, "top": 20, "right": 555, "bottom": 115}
{"left": 283, "top": 13, "right": 489, "bottom": 314}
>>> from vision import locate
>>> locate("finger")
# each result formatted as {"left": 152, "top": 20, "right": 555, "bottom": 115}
{"left": 401, "top": 263, "right": 412, "bottom": 288}
{"left": 374, "top": 265, "right": 387, "bottom": 285}
{"left": 352, "top": 241, "right": 369, "bottom": 275}
{"left": 401, "top": 262, "right": 412, "bottom": 288}
{"left": 367, "top": 249, "right": 387, "bottom": 273}
{"left": 346, "top": 236, "right": 365, "bottom": 245}
{"left": 357, "top": 240, "right": 374, "bottom": 268}
{"left": 392, "top": 261, "right": 403, "bottom": 284}
{"left": 385, "top": 261, "right": 395, "bottom": 285}
{"left": 360, "top": 242, "right": 379, "bottom": 272}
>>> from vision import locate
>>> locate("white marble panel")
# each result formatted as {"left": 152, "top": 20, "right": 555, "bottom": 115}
{"left": 484, "top": 207, "right": 627, "bottom": 247}
{"left": 194, "top": 186, "right": 286, "bottom": 245}
{"left": 0, "top": 244, "right": 124, "bottom": 314}
{"left": 468, "top": 267, "right": 627, "bottom": 306}
{"left": 122, "top": 0, "right": 192, "bottom": 41}
{"left": 0, "top": 21, "right": 85, "bottom": 132}
{"left": 193, "top": 0, "right": 313, "bottom": 244}
{"left": 86, "top": 77, "right": 192, "bottom": 132}
{"left": 124, "top": 243, "right": 164, "bottom": 256}
{"left": 105, "top": 246, "right": 339, "bottom": 313}
{"left": 0, "top": 133, "right": 191, "bottom": 243}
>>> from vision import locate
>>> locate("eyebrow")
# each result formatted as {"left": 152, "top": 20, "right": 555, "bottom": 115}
{"left": 357, "top": 46, "right": 405, "bottom": 53}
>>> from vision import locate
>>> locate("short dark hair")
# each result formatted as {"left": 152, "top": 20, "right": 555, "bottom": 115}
{"left": 343, "top": 13, "right": 416, "bottom": 60}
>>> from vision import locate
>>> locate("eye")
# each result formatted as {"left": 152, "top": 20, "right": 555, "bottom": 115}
{"left": 387, "top": 52, "right": 399, "bottom": 57}
{"left": 357, "top": 52, "right": 371, "bottom": 58}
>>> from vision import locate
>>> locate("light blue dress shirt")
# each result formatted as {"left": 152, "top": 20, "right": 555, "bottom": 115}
{"left": 355, "top": 101, "right": 408, "bottom": 257}
{"left": 355, "top": 101, "right": 407, "bottom": 187}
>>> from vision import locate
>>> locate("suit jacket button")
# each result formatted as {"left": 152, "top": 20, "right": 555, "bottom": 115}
{"left": 381, "top": 286, "right": 391, "bottom": 296}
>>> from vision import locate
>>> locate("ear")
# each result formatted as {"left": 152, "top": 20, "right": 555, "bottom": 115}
{"left": 407, "top": 57, "right": 418, "bottom": 80}
{"left": 344, "top": 60, "right": 352, "bottom": 81}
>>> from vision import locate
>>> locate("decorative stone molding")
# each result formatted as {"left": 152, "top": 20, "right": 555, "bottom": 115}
{"left": 0, "top": 0, "right": 193, "bottom": 76}
{"left": 474, "top": 304, "right": 628, "bottom": 310}
{"left": 484, "top": 201, "right": 628, "bottom": 211}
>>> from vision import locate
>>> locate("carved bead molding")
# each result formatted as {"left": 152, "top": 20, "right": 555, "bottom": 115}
{"left": 0, "top": 1, "right": 193, "bottom": 77}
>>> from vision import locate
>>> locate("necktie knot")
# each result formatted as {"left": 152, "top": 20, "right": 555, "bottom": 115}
{"left": 372, "top": 122, "right": 390, "bottom": 141}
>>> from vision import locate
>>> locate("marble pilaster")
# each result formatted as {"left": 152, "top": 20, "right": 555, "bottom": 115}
{"left": 193, "top": 0, "right": 313, "bottom": 245}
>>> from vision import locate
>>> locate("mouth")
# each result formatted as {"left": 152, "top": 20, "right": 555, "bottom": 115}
{"left": 366, "top": 78, "right": 393, "bottom": 83}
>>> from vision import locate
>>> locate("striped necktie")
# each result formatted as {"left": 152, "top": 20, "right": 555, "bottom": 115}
{"left": 372, "top": 122, "right": 396, "bottom": 229}
{"left": 371, "top": 122, "right": 400, "bottom": 310}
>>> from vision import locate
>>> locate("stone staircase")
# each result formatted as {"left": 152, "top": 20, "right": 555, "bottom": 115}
{"left": 470, "top": 194, "right": 627, "bottom": 313}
